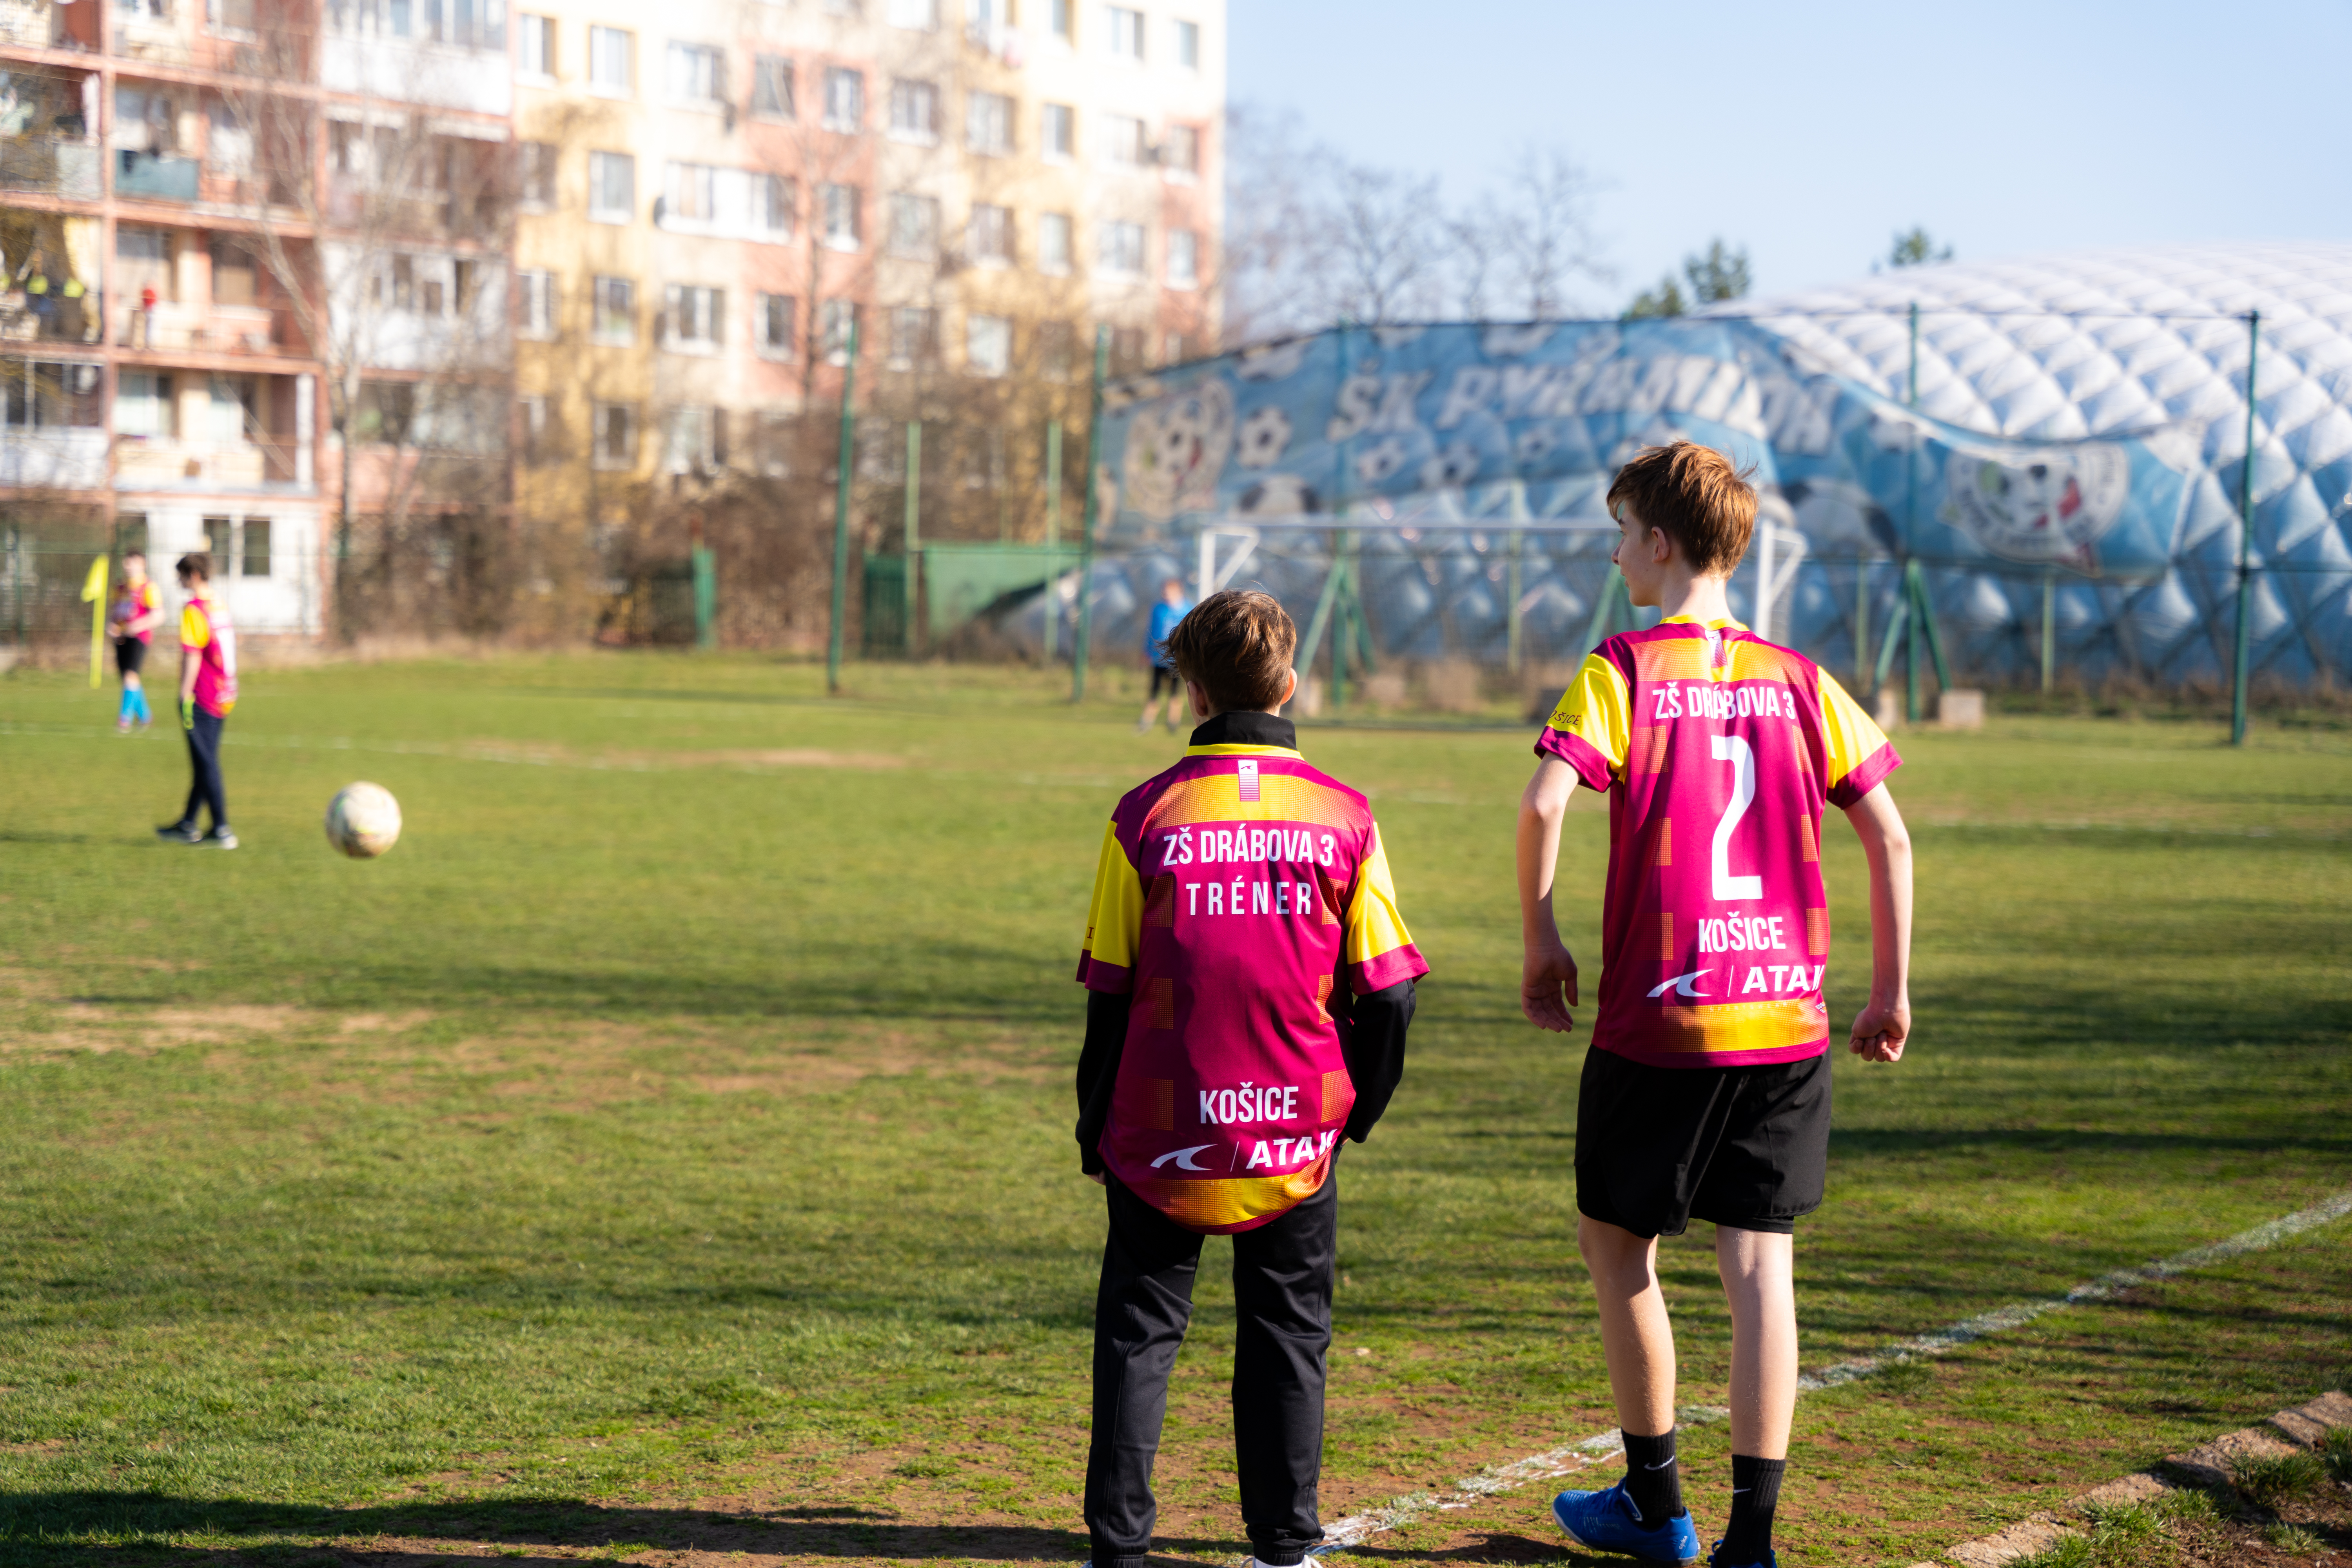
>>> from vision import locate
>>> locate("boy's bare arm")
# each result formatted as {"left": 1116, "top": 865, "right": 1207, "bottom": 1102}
{"left": 1840, "top": 784, "right": 1913, "bottom": 1062}
{"left": 1516, "top": 757, "right": 1580, "bottom": 1032}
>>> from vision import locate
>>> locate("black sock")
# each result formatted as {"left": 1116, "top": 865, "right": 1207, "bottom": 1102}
{"left": 1620, "top": 1426, "right": 1684, "bottom": 1524}
{"left": 1721, "top": 1454, "right": 1787, "bottom": 1561}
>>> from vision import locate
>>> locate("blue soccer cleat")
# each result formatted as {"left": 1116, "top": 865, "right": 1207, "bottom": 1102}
{"left": 1550, "top": 1481, "right": 1700, "bottom": 1563}
{"left": 1706, "top": 1546, "right": 1777, "bottom": 1568}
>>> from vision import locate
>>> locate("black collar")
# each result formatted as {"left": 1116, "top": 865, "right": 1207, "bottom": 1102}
{"left": 1189, "top": 710, "right": 1298, "bottom": 750}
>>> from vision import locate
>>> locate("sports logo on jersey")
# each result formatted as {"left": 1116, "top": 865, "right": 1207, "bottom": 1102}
{"left": 1647, "top": 969, "right": 1715, "bottom": 999}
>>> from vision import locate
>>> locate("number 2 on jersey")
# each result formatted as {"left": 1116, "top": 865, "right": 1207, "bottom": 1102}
{"left": 1710, "top": 733, "right": 1763, "bottom": 900}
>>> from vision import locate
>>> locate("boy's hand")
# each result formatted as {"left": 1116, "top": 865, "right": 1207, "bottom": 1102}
{"left": 1520, "top": 939, "right": 1579, "bottom": 1033}
{"left": 1849, "top": 996, "right": 1910, "bottom": 1062}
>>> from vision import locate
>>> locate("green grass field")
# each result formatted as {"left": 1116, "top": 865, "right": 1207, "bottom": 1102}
{"left": 0, "top": 654, "right": 2346, "bottom": 1568}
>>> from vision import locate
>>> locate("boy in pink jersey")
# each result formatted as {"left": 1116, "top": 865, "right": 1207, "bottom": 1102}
{"left": 156, "top": 553, "right": 238, "bottom": 850}
{"left": 1517, "top": 444, "right": 1913, "bottom": 1568}
{"left": 1075, "top": 590, "right": 1427, "bottom": 1568}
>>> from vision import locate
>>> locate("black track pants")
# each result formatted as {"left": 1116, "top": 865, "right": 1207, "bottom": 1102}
{"left": 181, "top": 710, "right": 227, "bottom": 831}
{"left": 1084, "top": 1172, "right": 1336, "bottom": 1568}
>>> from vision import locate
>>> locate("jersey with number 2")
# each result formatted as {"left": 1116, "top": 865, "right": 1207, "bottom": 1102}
{"left": 1536, "top": 617, "right": 1898, "bottom": 1069}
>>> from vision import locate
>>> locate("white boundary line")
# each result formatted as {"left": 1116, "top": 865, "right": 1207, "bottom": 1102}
{"left": 1318, "top": 1189, "right": 2352, "bottom": 1550}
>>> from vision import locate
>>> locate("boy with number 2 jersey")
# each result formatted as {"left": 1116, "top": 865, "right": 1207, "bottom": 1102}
{"left": 1518, "top": 443, "right": 1914, "bottom": 1568}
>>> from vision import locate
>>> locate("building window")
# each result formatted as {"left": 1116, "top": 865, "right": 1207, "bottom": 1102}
{"left": 822, "top": 67, "right": 864, "bottom": 131}
{"left": 1110, "top": 325, "right": 1147, "bottom": 374}
{"left": 751, "top": 54, "right": 793, "bottom": 118}
{"left": 1100, "top": 220, "right": 1143, "bottom": 275}
{"left": 352, "top": 381, "right": 413, "bottom": 443}
{"left": 115, "top": 371, "right": 176, "bottom": 437}
{"left": 592, "top": 275, "right": 635, "bottom": 344}
{"left": 666, "top": 161, "right": 717, "bottom": 221}
{"left": 757, "top": 174, "right": 795, "bottom": 238}
{"left": 1102, "top": 112, "right": 1146, "bottom": 167}
{"left": 593, "top": 402, "right": 638, "bottom": 468}
{"left": 240, "top": 517, "right": 272, "bottom": 577}
{"left": 1049, "top": 0, "right": 1071, "bottom": 40}
{"left": 588, "top": 150, "right": 634, "bottom": 221}
{"left": 519, "top": 394, "right": 550, "bottom": 464}
{"left": 967, "top": 203, "right": 1011, "bottom": 267}
{"left": 757, "top": 292, "right": 797, "bottom": 359}
{"left": 884, "top": 0, "right": 936, "bottom": 27}
{"left": 820, "top": 182, "right": 861, "bottom": 250}
{"left": 1167, "top": 227, "right": 1198, "bottom": 288}
{"left": 966, "top": 90, "right": 1012, "bottom": 155}
{"left": 518, "top": 270, "right": 556, "bottom": 339}
{"left": 519, "top": 141, "right": 556, "bottom": 207}
{"left": 888, "top": 192, "right": 938, "bottom": 258}
{"left": 888, "top": 306, "right": 938, "bottom": 368}
{"left": 431, "top": 0, "right": 505, "bottom": 48}
{"left": 819, "top": 300, "right": 859, "bottom": 364}
{"left": 518, "top": 13, "right": 555, "bottom": 78}
{"left": 1038, "top": 211, "right": 1072, "bottom": 276}
{"left": 212, "top": 240, "right": 258, "bottom": 305}
{"left": 888, "top": 78, "right": 938, "bottom": 143}
{"left": 665, "top": 41, "right": 724, "bottom": 107}
{"left": 419, "top": 274, "right": 446, "bottom": 316}
{"left": 1037, "top": 321, "right": 1073, "bottom": 382}
{"left": 1175, "top": 17, "right": 1198, "bottom": 68}
{"left": 1163, "top": 123, "right": 1199, "bottom": 180}
{"left": 966, "top": 314, "right": 1010, "bottom": 377}
{"left": 664, "top": 284, "right": 723, "bottom": 350}
{"left": 1106, "top": 4, "right": 1142, "bottom": 59}
{"left": 588, "top": 25, "right": 632, "bottom": 95}
{"left": 662, "top": 405, "right": 722, "bottom": 472}
{"left": 1041, "top": 102, "right": 1074, "bottom": 161}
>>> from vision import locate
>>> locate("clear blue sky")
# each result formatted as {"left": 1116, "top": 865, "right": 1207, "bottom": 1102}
{"left": 1228, "top": 0, "right": 2352, "bottom": 306}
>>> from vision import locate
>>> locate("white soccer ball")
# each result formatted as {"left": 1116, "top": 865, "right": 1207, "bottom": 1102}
{"left": 325, "top": 781, "right": 402, "bottom": 859}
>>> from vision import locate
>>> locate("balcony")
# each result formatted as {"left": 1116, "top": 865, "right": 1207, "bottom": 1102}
{"left": 0, "top": 135, "right": 100, "bottom": 199}
{"left": 0, "top": 426, "right": 107, "bottom": 489}
{"left": 321, "top": 34, "right": 511, "bottom": 115}
{"left": 114, "top": 149, "right": 200, "bottom": 201}
{"left": 0, "top": 289, "right": 102, "bottom": 344}
{"left": 113, "top": 436, "right": 309, "bottom": 492}
{"left": 0, "top": 0, "right": 95, "bottom": 49}
{"left": 118, "top": 302, "right": 295, "bottom": 357}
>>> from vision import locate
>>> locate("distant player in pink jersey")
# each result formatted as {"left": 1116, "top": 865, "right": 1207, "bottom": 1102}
{"left": 1517, "top": 444, "right": 1913, "bottom": 1568}
{"left": 1075, "top": 590, "right": 1427, "bottom": 1568}
{"left": 157, "top": 553, "right": 238, "bottom": 850}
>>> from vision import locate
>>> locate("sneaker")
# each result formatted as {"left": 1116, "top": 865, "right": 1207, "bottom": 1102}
{"left": 1707, "top": 1545, "right": 1777, "bottom": 1568}
{"left": 1134, "top": 716, "right": 1152, "bottom": 734}
{"left": 155, "top": 821, "right": 202, "bottom": 844}
{"left": 1550, "top": 1481, "right": 1700, "bottom": 1563}
{"left": 117, "top": 719, "right": 133, "bottom": 734}
{"left": 203, "top": 826, "right": 238, "bottom": 850}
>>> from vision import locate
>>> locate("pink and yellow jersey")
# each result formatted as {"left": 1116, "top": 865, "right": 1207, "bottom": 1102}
{"left": 180, "top": 595, "right": 238, "bottom": 717}
{"left": 1537, "top": 617, "right": 1898, "bottom": 1069}
{"left": 1078, "top": 732, "right": 1428, "bottom": 1235}
{"left": 116, "top": 581, "right": 159, "bottom": 643}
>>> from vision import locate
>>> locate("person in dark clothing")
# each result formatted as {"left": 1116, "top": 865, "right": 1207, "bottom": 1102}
{"left": 1073, "top": 588, "right": 1425, "bottom": 1568}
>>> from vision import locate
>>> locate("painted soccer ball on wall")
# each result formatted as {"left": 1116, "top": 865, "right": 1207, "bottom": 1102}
{"left": 325, "top": 782, "right": 403, "bottom": 859}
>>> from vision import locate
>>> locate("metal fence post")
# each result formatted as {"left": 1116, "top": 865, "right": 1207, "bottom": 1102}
{"left": 826, "top": 318, "right": 859, "bottom": 695}
{"left": 1071, "top": 326, "right": 1108, "bottom": 703}
{"left": 904, "top": 420, "right": 922, "bottom": 657}
{"left": 2231, "top": 309, "right": 2261, "bottom": 746}
{"left": 1042, "top": 419, "right": 1060, "bottom": 661}
{"left": 2040, "top": 569, "right": 2056, "bottom": 693}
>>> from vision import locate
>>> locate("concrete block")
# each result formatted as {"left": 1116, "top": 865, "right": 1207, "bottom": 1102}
{"left": 2162, "top": 1425, "right": 2298, "bottom": 1489}
{"left": 2290, "top": 1389, "right": 2352, "bottom": 1429}
{"left": 1293, "top": 678, "right": 1324, "bottom": 719}
{"left": 1936, "top": 688, "right": 1986, "bottom": 728}
{"left": 2270, "top": 1409, "right": 2330, "bottom": 1446}
{"left": 1948, "top": 1512, "right": 2073, "bottom": 1565}
{"left": 2077, "top": 1471, "right": 2171, "bottom": 1510}
{"left": 1873, "top": 686, "right": 1903, "bottom": 730}
{"left": 1361, "top": 672, "right": 1407, "bottom": 710}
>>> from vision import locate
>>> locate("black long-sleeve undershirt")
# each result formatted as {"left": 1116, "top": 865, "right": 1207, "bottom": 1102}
{"left": 1074, "top": 978, "right": 1417, "bottom": 1174}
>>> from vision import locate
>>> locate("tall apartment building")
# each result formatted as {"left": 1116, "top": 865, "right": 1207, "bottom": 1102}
{"left": 510, "top": 0, "right": 1224, "bottom": 552}
{"left": 0, "top": 0, "right": 509, "bottom": 640}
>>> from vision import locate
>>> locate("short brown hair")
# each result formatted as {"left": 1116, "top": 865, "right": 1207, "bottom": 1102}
{"left": 1163, "top": 589, "right": 1297, "bottom": 713}
{"left": 1606, "top": 441, "right": 1757, "bottom": 576}
{"left": 177, "top": 552, "right": 211, "bottom": 583}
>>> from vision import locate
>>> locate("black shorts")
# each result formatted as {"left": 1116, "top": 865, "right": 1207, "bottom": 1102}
{"left": 1574, "top": 1047, "right": 1830, "bottom": 1238}
{"left": 114, "top": 636, "right": 148, "bottom": 676}
{"left": 1148, "top": 664, "right": 1181, "bottom": 698}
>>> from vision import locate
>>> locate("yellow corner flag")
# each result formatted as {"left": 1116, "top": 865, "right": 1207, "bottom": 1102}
{"left": 80, "top": 553, "right": 109, "bottom": 689}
